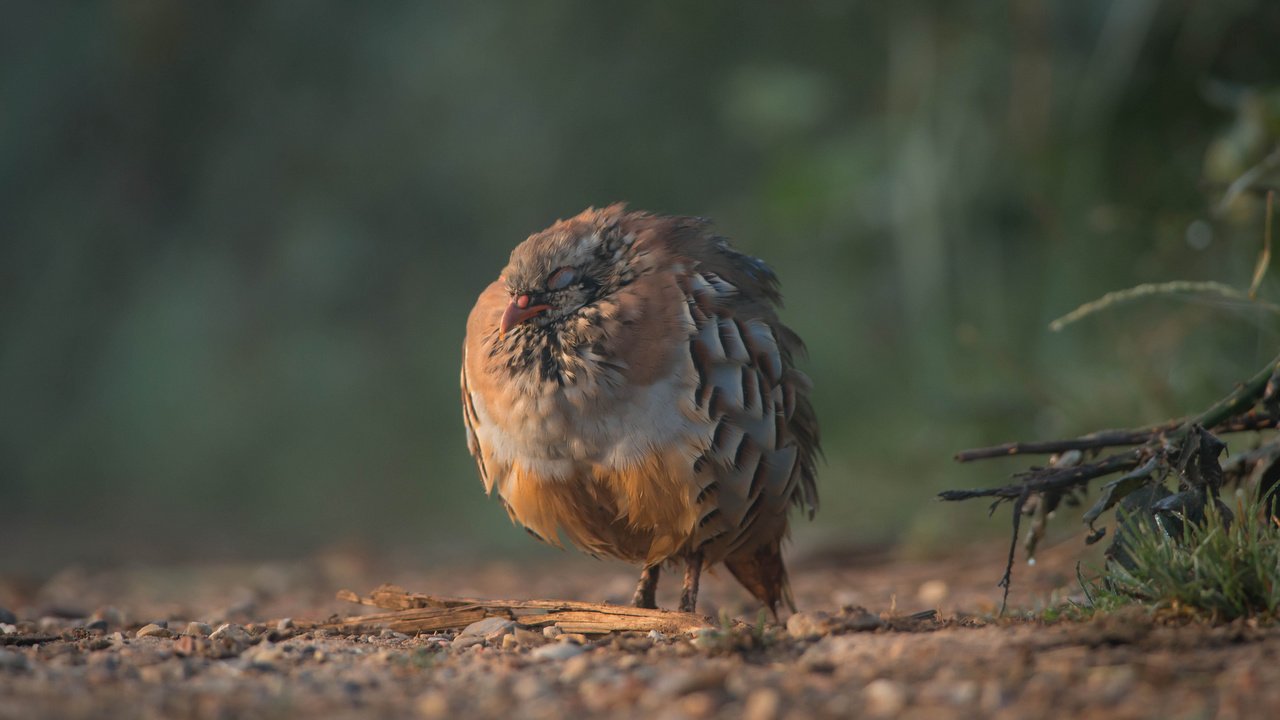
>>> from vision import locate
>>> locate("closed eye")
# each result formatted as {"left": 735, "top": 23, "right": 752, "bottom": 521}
{"left": 546, "top": 266, "right": 577, "bottom": 290}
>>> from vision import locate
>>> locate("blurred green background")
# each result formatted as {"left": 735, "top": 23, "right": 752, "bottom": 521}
{"left": 3, "top": 1, "right": 1279, "bottom": 572}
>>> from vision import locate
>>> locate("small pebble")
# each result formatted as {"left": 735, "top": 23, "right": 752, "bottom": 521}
{"left": 678, "top": 692, "right": 718, "bottom": 719}
{"left": 136, "top": 623, "right": 171, "bottom": 639}
{"left": 543, "top": 626, "right": 563, "bottom": 640}
{"left": 787, "top": 611, "right": 832, "bottom": 640}
{"left": 415, "top": 690, "right": 450, "bottom": 718}
{"left": 173, "top": 635, "right": 200, "bottom": 656}
{"left": 210, "top": 623, "right": 251, "bottom": 644}
{"left": 458, "top": 617, "right": 515, "bottom": 642}
{"left": 946, "top": 680, "right": 979, "bottom": 706}
{"left": 512, "top": 675, "right": 547, "bottom": 701}
{"left": 864, "top": 679, "right": 907, "bottom": 717}
{"left": 451, "top": 635, "right": 485, "bottom": 650}
{"left": 743, "top": 688, "right": 781, "bottom": 720}
{"left": 276, "top": 618, "right": 295, "bottom": 632}
{"left": 501, "top": 634, "right": 519, "bottom": 651}
{"left": 531, "top": 642, "right": 584, "bottom": 661}
{"left": 0, "top": 649, "right": 28, "bottom": 671}
{"left": 85, "top": 619, "right": 110, "bottom": 633}
{"left": 245, "top": 644, "right": 284, "bottom": 665}
{"left": 209, "top": 623, "right": 253, "bottom": 657}
{"left": 0, "top": 607, "right": 16, "bottom": 625}
{"left": 559, "top": 654, "right": 591, "bottom": 682}
{"left": 184, "top": 622, "right": 212, "bottom": 638}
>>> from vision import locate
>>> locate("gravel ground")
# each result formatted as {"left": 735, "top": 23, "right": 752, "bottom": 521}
{"left": 2, "top": 539, "right": 1278, "bottom": 719}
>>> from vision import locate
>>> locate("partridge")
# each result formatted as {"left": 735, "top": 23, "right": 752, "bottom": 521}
{"left": 460, "top": 205, "right": 819, "bottom": 614}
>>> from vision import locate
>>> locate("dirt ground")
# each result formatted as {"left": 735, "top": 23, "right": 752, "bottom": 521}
{"left": 2, "top": 537, "right": 1277, "bottom": 720}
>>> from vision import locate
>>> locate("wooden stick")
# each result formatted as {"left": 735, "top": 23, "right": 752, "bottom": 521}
{"left": 324, "top": 585, "right": 710, "bottom": 635}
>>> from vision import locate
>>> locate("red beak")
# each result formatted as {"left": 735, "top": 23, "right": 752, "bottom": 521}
{"left": 500, "top": 294, "right": 550, "bottom": 336}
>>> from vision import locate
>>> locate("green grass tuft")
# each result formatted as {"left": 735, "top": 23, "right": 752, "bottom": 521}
{"left": 1089, "top": 492, "right": 1280, "bottom": 621}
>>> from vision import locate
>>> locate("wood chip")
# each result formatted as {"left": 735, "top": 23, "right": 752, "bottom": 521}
{"left": 320, "top": 584, "right": 709, "bottom": 635}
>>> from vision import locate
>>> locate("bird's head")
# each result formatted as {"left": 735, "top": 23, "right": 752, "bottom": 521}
{"left": 498, "top": 206, "right": 636, "bottom": 336}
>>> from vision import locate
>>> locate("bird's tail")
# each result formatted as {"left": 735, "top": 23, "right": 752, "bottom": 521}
{"left": 723, "top": 541, "right": 796, "bottom": 618}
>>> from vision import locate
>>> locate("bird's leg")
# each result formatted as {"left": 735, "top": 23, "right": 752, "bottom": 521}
{"left": 679, "top": 552, "right": 704, "bottom": 613}
{"left": 632, "top": 564, "right": 660, "bottom": 609}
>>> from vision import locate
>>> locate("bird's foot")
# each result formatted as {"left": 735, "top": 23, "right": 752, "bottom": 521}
{"left": 678, "top": 552, "right": 703, "bottom": 613}
{"left": 632, "top": 564, "right": 659, "bottom": 609}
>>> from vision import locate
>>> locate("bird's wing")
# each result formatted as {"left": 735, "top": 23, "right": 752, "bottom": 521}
{"left": 618, "top": 214, "right": 818, "bottom": 612}
{"left": 460, "top": 279, "right": 511, "bottom": 496}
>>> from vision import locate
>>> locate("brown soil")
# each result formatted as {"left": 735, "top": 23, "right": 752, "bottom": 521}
{"left": 1, "top": 538, "right": 1277, "bottom": 720}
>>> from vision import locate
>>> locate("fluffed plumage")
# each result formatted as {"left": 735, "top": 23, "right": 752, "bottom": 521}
{"left": 461, "top": 205, "right": 819, "bottom": 614}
